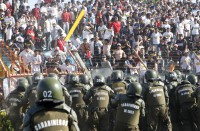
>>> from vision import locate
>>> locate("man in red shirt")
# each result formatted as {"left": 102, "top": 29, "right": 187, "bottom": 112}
{"left": 109, "top": 16, "right": 121, "bottom": 35}
{"left": 62, "top": 8, "right": 71, "bottom": 34}
{"left": 32, "top": 4, "right": 40, "bottom": 21}
{"left": 55, "top": 29, "right": 65, "bottom": 52}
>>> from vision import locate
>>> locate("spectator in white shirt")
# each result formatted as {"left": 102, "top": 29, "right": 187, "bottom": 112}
{"left": 163, "top": 28, "right": 174, "bottom": 43}
{"left": 59, "top": 59, "right": 76, "bottom": 73}
{"left": 180, "top": 52, "right": 192, "bottom": 74}
{"left": 19, "top": 46, "right": 34, "bottom": 67}
{"left": 151, "top": 28, "right": 162, "bottom": 52}
{"left": 31, "top": 50, "right": 42, "bottom": 73}
{"left": 191, "top": 19, "right": 199, "bottom": 41}
{"left": 0, "top": 0, "right": 7, "bottom": 11}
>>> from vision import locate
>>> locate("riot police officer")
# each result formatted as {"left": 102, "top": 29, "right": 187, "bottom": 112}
{"left": 47, "top": 73, "right": 72, "bottom": 106}
{"left": 79, "top": 74, "right": 91, "bottom": 90}
{"left": 174, "top": 70, "right": 184, "bottom": 83}
{"left": 112, "top": 82, "right": 145, "bottom": 131}
{"left": 23, "top": 77, "right": 79, "bottom": 131}
{"left": 124, "top": 75, "right": 139, "bottom": 84}
{"left": 165, "top": 71, "right": 180, "bottom": 131}
{"left": 192, "top": 83, "right": 200, "bottom": 130}
{"left": 22, "top": 73, "right": 44, "bottom": 112}
{"left": 67, "top": 74, "right": 89, "bottom": 131}
{"left": 25, "top": 76, "right": 33, "bottom": 85}
{"left": 187, "top": 74, "right": 198, "bottom": 87}
{"left": 175, "top": 80, "right": 197, "bottom": 131}
{"left": 64, "top": 73, "right": 72, "bottom": 87}
{"left": 83, "top": 75, "right": 114, "bottom": 131}
{"left": 111, "top": 70, "right": 127, "bottom": 94}
{"left": 143, "top": 69, "right": 172, "bottom": 131}
{"left": 6, "top": 78, "right": 29, "bottom": 131}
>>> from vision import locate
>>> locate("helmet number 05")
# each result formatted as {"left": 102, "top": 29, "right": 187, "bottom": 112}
{"left": 43, "top": 90, "right": 52, "bottom": 98}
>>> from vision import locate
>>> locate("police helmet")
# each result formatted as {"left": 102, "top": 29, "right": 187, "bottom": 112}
{"left": 16, "top": 78, "right": 29, "bottom": 92}
{"left": 93, "top": 75, "right": 106, "bottom": 86}
{"left": 187, "top": 74, "right": 198, "bottom": 85}
{"left": 166, "top": 72, "right": 178, "bottom": 82}
{"left": 111, "top": 70, "right": 124, "bottom": 81}
{"left": 127, "top": 82, "right": 142, "bottom": 97}
{"left": 65, "top": 73, "right": 71, "bottom": 84}
{"left": 79, "top": 74, "right": 90, "bottom": 84}
{"left": 174, "top": 70, "right": 183, "bottom": 81}
{"left": 68, "top": 74, "right": 79, "bottom": 84}
{"left": 145, "top": 69, "right": 158, "bottom": 82}
{"left": 125, "top": 75, "right": 139, "bottom": 83}
{"left": 37, "top": 77, "right": 64, "bottom": 103}
{"left": 32, "top": 72, "right": 44, "bottom": 84}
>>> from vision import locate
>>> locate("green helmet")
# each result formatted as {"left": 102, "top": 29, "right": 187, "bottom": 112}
{"left": 65, "top": 74, "right": 71, "bottom": 84}
{"left": 37, "top": 77, "right": 64, "bottom": 103}
{"left": 25, "top": 76, "right": 33, "bottom": 85}
{"left": 111, "top": 70, "right": 124, "bottom": 81}
{"left": 174, "top": 70, "right": 183, "bottom": 81}
{"left": 125, "top": 75, "right": 139, "bottom": 83}
{"left": 47, "top": 73, "right": 59, "bottom": 80}
{"left": 187, "top": 74, "right": 198, "bottom": 85}
{"left": 93, "top": 75, "right": 106, "bottom": 86}
{"left": 79, "top": 74, "right": 90, "bottom": 84}
{"left": 145, "top": 69, "right": 158, "bottom": 82}
{"left": 127, "top": 82, "right": 142, "bottom": 97}
{"left": 32, "top": 72, "right": 44, "bottom": 84}
{"left": 16, "top": 78, "right": 29, "bottom": 92}
{"left": 68, "top": 74, "right": 79, "bottom": 84}
{"left": 166, "top": 72, "right": 178, "bottom": 82}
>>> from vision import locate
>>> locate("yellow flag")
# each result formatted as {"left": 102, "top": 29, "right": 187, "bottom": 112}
{"left": 64, "top": 9, "right": 85, "bottom": 41}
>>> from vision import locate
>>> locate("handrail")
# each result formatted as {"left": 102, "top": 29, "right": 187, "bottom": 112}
{"left": 0, "top": 57, "right": 8, "bottom": 77}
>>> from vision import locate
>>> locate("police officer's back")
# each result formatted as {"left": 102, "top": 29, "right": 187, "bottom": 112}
{"left": 22, "top": 73, "right": 44, "bottom": 112}
{"left": 175, "top": 80, "right": 196, "bottom": 131}
{"left": 143, "top": 69, "right": 172, "bottom": 131}
{"left": 79, "top": 74, "right": 92, "bottom": 90}
{"left": 111, "top": 70, "right": 127, "bottom": 94}
{"left": 67, "top": 74, "right": 88, "bottom": 131}
{"left": 23, "top": 77, "right": 79, "bottom": 131}
{"left": 48, "top": 73, "right": 72, "bottom": 106}
{"left": 112, "top": 82, "right": 145, "bottom": 131}
{"left": 165, "top": 71, "right": 179, "bottom": 131}
{"left": 6, "top": 78, "right": 29, "bottom": 130}
{"left": 83, "top": 75, "right": 114, "bottom": 131}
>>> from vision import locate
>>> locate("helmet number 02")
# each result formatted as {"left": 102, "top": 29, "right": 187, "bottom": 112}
{"left": 43, "top": 90, "right": 52, "bottom": 98}
{"left": 96, "top": 79, "right": 102, "bottom": 82}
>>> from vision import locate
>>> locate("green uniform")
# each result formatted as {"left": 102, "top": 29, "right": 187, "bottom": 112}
{"left": 112, "top": 94, "right": 145, "bottom": 131}
{"left": 192, "top": 87, "right": 200, "bottom": 130}
{"left": 23, "top": 103, "right": 79, "bottom": 131}
{"left": 6, "top": 89, "right": 24, "bottom": 130}
{"left": 83, "top": 85, "right": 114, "bottom": 131}
{"left": 166, "top": 81, "right": 180, "bottom": 131}
{"left": 68, "top": 83, "right": 88, "bottom": 131}
{"left": 21, "top": 84, "right": 38, "bottom": 113}
{"left": 175, "top": 80, "right": 196, "bottom": 131}
{"left": 143, "top": 81, "right": 172, "bottom": 131}
{"left": 111, "top": 81, "right": 127, "bottom": 95}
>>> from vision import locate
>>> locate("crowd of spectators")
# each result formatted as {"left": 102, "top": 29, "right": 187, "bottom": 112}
{"left": 0, "top": 0, "right": 199, "bottom": 77}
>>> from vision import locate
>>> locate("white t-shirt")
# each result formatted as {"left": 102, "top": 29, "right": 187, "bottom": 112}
{"left": 89, "top": 40, "right": 103, "bottom": 55}
{"left": 59, "top": 64, "right": 75, "bottom": 73}
{"left": 98, "top": 25, "right": 107, "bottom": 38}
{"left": 177, "top": 23, "right": 184, "bottom": 35}
{"left": 163, "top": 32, "right": 173, "bottom": 42}
{"left": 0, "top": 3, "right": 7, "bottom": 11}
{"left": 4, "top": 16, "right": 15, "bottom": 27}
{"left": 151, "top": 32, "right": 162, "bottom": 45}
{"left": 19, "top": 50, "right": 34, "bottom": 66}
{"left": 31, "top": 55, "right": 42, "bottom": 73}
{"left": 194, "top": 57, "right": 200, "bottom": 73}
{"left": 191, "top": 23, "right": 199, "bottom": 35}
{"left": 180, "top": 56, "right": 191, "bottom": 70}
